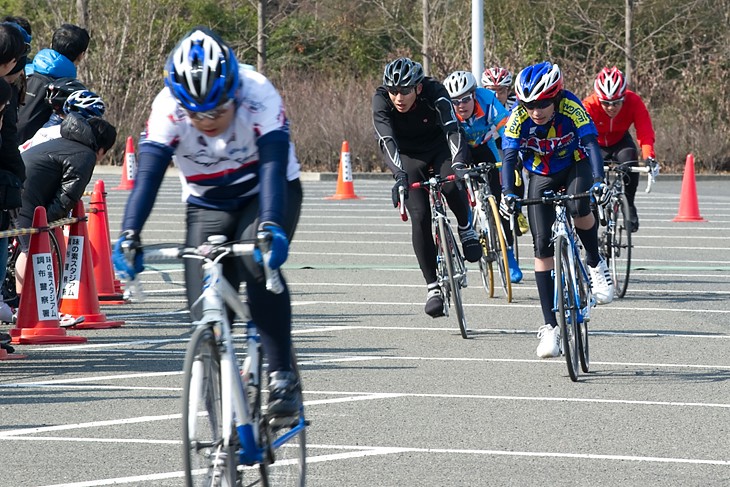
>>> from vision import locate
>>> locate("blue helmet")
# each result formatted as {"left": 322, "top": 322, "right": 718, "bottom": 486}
{"left": 514, "top": 62, "right": 563, "bottom": 103}
{"left": 164, "top": 27, "right": 239, "bottom": 112}
{"left": 63, "top": 90, "right": 106, "bottom": 118}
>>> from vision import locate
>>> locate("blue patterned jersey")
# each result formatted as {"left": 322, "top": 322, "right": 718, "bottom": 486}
{"left": 502, "top": 90, "right": 597, "bottom": 175}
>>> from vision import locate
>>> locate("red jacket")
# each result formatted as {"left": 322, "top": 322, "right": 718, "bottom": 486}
{"left": 583, "top": 90, "right": 655, "bottom": 159}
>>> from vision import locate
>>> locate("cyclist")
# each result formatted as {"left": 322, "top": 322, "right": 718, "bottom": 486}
{"left": 443, "top": 70, "right": 522, "bottom": 283}
{"left": 20, "top": 88, "right": 105, "bottom": 152}
{"left": 482, "top": 66, "right": 529, "bottom": 236}
{"left": 112, "top": 27, "right": 303, "bottom": 419}
{"left": 373, "top": 57, "right": 482, "bottom": 318}
{"left": 583, "top": 66, "right": 659, "bottom": 232}
{"left": 481, "top": 67, "right": 517, "bottom": 111}
{"left": 499, "top": 61, "right": 614, "bottom": 358}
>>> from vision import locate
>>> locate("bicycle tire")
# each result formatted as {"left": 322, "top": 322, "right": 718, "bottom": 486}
{"left": 472, "top": 205, "right": 494, "bottom": 298}
{"left": 555, "top": 235, "right": 579, "bottom": 382}
{"left": 439, "top": 218, "right": 468, "bottom": 339}
{"left": 259, "top": 349, "right": 306, "bottom": 487}
{"left": 610, "top": 194, "right": 632, "bottom": 298}
{"left": 182, "top": 325, "right": 236, "bottom": 487}
{"left": 49, "top": 229, "right": 64, "bottom": 302}
{"left": 486, "top": 196, "right": 512, "bottom": 302}
{"left": 576, "top": 261, "right": 591, "bottom": 373}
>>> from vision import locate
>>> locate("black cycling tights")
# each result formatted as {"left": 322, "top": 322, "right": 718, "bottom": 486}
{"left": 401, "top": 148, "right": 471, "bottom": 284}
{"left": 601, "top": 132, "right": 639, "bottom": 208}
{"left": 184, "top": 179, "right": 303, "bottom": 372}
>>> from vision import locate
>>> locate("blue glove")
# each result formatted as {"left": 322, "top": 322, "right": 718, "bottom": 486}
{"left": 113, "top": 230, "right": 144, "bottom": 280}
{"left": 591, "top": 181, "right": 611, "bottom": 205}
{"left": 256, "top": 223, "right": 289, "bottom": 270}
{"left": 452, "top": 162, "right": 469, "bottom": 180}
{"left": 499, "top": 193, "right": 518, "bottom": 219}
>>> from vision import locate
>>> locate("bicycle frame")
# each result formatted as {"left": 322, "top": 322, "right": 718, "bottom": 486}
{"left": 549, "top": 199, "right": 593, "bottom": 325}
{"left": 138, "top": 239, "right": 307, "bottom": 481}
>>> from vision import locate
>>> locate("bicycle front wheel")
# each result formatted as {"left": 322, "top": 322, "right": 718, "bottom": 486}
{"left": 438, "top": 218, "right": 468, "bottom": 339}
{"left": 486, "top": 196, "right": 512, "bottom": 302}
{"left": 555, "top": 236, "right": 579, "bottom": 382}
{"left": 260, "top": 350, "right": 306, "bottom": 487}
{"left": 473, "top": 205, "right": 494, "bottom": 298}
{"left": 609, "top": 194, "right": 632, "bottom": 298}
{"left": 182, "top": 326, "right": 236, "bottom": 487}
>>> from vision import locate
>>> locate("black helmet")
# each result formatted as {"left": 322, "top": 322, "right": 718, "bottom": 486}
{"left": 383, "top": 57, "right": 424, "bottom": 87}
{"left": 45, "top": 77, "right": 87, "bottom": 115}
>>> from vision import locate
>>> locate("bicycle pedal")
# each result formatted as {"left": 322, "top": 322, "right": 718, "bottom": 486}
{"left": 267, "top": 414, "right": 299, "bottom": 430}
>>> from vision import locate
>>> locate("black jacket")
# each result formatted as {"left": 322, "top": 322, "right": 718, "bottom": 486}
{"left": 1, "top": 81, "right": 26, "bottom": 181}
{"left": 19, "top": 113, "right": 97, "bottom": 223}
{"left": 16, "top": 71, "right": 55, "bottom": 144}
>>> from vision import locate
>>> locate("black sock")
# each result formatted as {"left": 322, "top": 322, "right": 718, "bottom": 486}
{"left": 576, "top": 220, "right": 601, "bottom": 267}
{"left": 535, "top": 270, "right": 557, "bottom": 326}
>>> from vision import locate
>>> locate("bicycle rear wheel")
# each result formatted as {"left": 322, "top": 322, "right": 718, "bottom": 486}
{"left": 555, "top": 235, "right": 579, "bottom": 382}
{"left": 473, "top": 205, "right": 494, "bottom": 298}
{"left": 1, "top": 231, "right": 62, "bottom": 308}
{"left": 576, "top": 262, "right": 591, "bottom": 373}
{"left": 182, "top": 325, "right": 236, "bottom": 487}
{"left": 438, "top": 218, "right": 468, "bottom": 339}
{"left": 486, "top": 196, "right": 512, "bottom": 302}
{"left": 609, "top": 194, "right": 632, "bottom": 298}
{"left": 260, "top": 350, "right": 306, "bottom": 487}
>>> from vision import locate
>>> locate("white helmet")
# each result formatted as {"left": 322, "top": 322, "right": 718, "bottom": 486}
{"left": 443, "top": 71, "right": 477, "bottom": 99}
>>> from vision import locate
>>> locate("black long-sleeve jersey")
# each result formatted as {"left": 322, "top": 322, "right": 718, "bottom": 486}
{"left": 372, "top": 77, "right": 469, "bottom": 177}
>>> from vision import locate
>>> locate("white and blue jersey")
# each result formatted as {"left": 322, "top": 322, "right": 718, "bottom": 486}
{"left": 456, "top": 87, "right": 509, "bottom": 162}
{"left": 122, "top": 67, "right": 300, "bottom": 232}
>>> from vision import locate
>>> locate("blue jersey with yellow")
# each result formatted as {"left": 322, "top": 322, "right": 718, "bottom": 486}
{"left": 502, "top": 90, "right": 597, "bottom": 175}
{"left": 456, "top": 87, "right": 509, "bottom": 161}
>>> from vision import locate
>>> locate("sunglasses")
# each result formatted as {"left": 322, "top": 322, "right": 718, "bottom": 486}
{"left": 600, "top": 98, "right": 624, "bottom": 107}
{"left": 451, "top": 93, "right": 474, "bottom": 106}
{"left": 386, "top": 86, "right": 415, "bottom": 96}
{"left": 185, "top": 99, "right": 234, "bottom": 121}
{"left": 522, "top": 98, "right": 554, "bottom": 110}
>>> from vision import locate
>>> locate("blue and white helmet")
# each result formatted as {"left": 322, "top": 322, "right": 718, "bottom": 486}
{"left": 63, "top": 90, "right": 106, "bottom": 118}
{"left": 514, "top": 62, "right": 563, "bottom": 103}
{"left": 164, "top": 27, "right": 239, "bottom": 112}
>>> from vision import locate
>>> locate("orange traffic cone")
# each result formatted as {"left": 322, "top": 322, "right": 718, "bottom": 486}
{"left": 88, "top": 180, "right": 126, "bottom": 304}
{"left": 0, "top": 347, "right": 26, "bottom": 360}
{"left": 9, "top": 207, "right": 87, "bottom": 345}
{"left": 59, "top": 201, "right": 124, "bottom": 329}
{"left": 326, "top": 141, "right": 362, "bottom": 200}
{"left": 113, "top": 136, "right": 136, "bottom": 190}
{"left": 672, "top": 153, "right": 706, "bottom": 222}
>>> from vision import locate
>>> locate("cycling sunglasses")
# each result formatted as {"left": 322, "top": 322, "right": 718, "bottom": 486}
{"left": 522, "top": 98, "right": 554, "bottom": 110}
{"left": 185, "top": 99, "right": 235, "bottom": 121}
{"left": 600, "top": 98, "right": 624, "bottom": 107}
{"left": 451, "top": 93, "right": 474, "bottom": 106}
{"left": 386, "top": 86, "right": 416, "bottom": 96}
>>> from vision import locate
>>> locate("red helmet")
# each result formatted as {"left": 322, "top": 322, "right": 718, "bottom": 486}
{"left": 481, "top": 67, "right": 512, "bottom": 88}
{"left": 594, "top": 66, "right": 626, "bottom": 101}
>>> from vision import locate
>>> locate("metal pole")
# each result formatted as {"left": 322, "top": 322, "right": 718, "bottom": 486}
{"left": 471, "top": 0, "right": 484, "bottom": 80}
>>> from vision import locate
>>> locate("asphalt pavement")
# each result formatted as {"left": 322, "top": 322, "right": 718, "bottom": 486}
{"left": 0, "top": 170, "right": 728, "bottom": 486}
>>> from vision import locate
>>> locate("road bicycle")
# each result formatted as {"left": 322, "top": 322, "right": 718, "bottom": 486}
{"left": 518, "top": 189, "right": 597, "bottom": 381}
{"left": 599, "top": 160, "right": 655, "bottom": 299}
{"left": 132, "top": 234, "right": 307, "bottom": 486}
{"left": 464, "top": 162, "right": 512, "bottom": 302}
{"left": 398, "top": 174, "right": 469, "bottom": 339}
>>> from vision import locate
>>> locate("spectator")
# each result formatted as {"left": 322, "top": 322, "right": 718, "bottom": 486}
{"left": 14, "top": 113, "right": 116, "bottom": 305}
{"left": 17, "top": 23, "right": 89, "bottom": 142}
